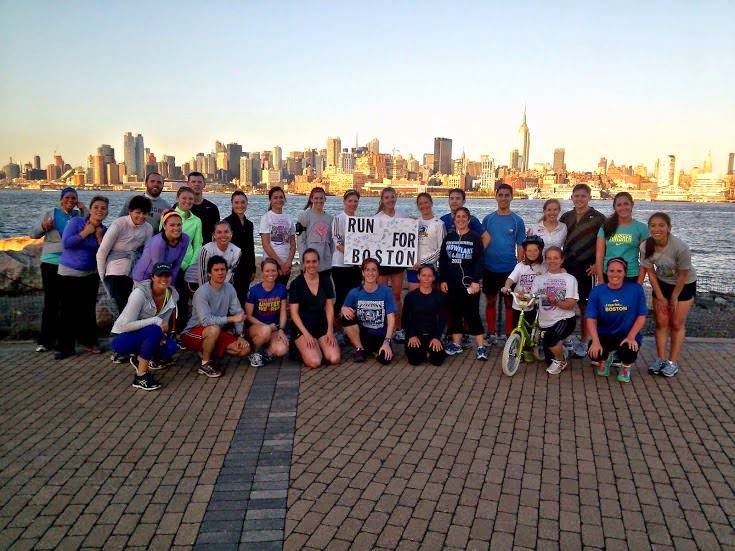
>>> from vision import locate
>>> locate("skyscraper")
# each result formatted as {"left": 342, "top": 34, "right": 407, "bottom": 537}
{"left": 93, "top": 154, "right": 106, "bottom": 186}
{"left": 272, "top": 146, "right": 283, "bottom": 171}
{"left": 33, "top": 155, "right": 41, "bottom": 170}
{"left": 227, "top": 143, "right": 243, "bottom": 179}
{"left": 510, "top": 149, "right": 520, "bottom": 171}
{"left": 728, "top": 153, "right": 734, "bottom": 175}
{"left": 327, "top": 137, "right": 341, "bottom": 169}
{"left": 553, "top": 148, "right": 566, "bottom": 175}
{"left": 134, "top": 134, "right": 145, "bottom": 180}
{"left": 518, "top": 108, "right": 530, "bottom": 172}
{"left": 368, "top": 138, "right": 379, "bottom": 155}
{"left": 704, "top": 150, "right": 713, "bottom": 173}
{"left": 480, "top": 155, "right": 495, "bottom": 190}
{"left": 433, "top": 137, "right": 452, "bottom": 175}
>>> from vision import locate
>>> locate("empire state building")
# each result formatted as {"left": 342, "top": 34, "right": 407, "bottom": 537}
{"left": 518, "top": 108, "right": 530, "bottom": 172}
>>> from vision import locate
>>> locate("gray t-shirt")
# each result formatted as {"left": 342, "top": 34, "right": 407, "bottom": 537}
{"left": 185, "top": 281, "right": 244, "bottom": 335}
{"left": 297, "top": 209, "right": 333, "bottom": 272}
{"left": 639, "top": 235, "right": 696, "bottom": 285}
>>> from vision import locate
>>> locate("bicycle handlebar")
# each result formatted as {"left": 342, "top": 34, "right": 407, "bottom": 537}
{"left": 508, "top": 291, "right": 546, "bottom": 308}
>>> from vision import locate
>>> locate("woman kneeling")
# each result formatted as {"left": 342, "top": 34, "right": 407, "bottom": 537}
{"left": 587, "top": 257, "right": 648, "bottom": 383}
{"left": 289, "top": 249, "right": 341, "bottom": 368}
{"left": 341, "top": 258, "right": 396, "bottom": 364}
{"left": 110, "top": 262, "right": 178, "bottom": 391}
{"left": 402, "top": 265, "right": 446, "bottom": 366}
{"left": 246, "top": 258, "right": 289, "bottom": 367}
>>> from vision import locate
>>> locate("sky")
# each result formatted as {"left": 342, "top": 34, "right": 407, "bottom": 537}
{"left": 1, "top": 0, "right": 734, "bottom": 173}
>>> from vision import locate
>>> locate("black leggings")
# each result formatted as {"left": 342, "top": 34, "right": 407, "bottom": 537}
{"left": 589, "top": 334, "right": 639, "bottom": 365}
{"left": 405, "top": 334, "right": 446, "bottom": 366}
{"left": 39, "top": 263, "right": 61, "bottom": 349}
{"left": 332, "top": 266, "right": 362, "bottom": 315}
{"left": 542, "top": 317, "right": 576, "bottom": 365}
{"left": 446, "top": 286, "right": 484, "bottom": 336}
{"left": 104, "top": 275, "right": 133, "bottom": 314}
{"left": 58, "top": 273, "right": 100, "bottom": 354}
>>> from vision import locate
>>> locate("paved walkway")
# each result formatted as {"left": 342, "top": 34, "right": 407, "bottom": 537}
{"left": 1, "top": 340, "right": 734, "bottom": 550}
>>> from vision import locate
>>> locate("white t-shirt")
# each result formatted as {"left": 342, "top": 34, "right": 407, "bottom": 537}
{"left": 531, "top": 272, "right": 579, "bottom": 328}
{"left": 375, "top": 208, "right": 410, "bottom": 221}
{"left": 507, "top": 262, "right": 547, "bottom": 311}
{"left": 331, "top": 212, "right": 350, "bottom": 268}
{"left": 417, "top": 217, "right": 446, "bottom": 267}
{"left": 529, "top": 221, "right": 568, "bottom": 250}
{"left": 259, "top": 211, "right": 295, "bottom": 262}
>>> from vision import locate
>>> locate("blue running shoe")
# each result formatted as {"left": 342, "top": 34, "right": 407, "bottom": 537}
{"left": 661, "top": 361, "right": 679, "bottom": 377}
{"left": 648, "top": 358, "right": 666, "bottom": 375}
{"left": 476, "top": 346, "right": 488, "bottom": 361}
{"left": 445, "top": 343, "right": 463, "bottom": 356}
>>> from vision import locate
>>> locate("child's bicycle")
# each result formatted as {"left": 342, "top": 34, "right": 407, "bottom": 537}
{"left": 501, "top": 291, "right": 546, "bottom": 376}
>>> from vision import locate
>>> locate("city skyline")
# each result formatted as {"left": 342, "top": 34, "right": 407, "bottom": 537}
{"left": 1, "top": 1, "right": 733, "bottom": 171}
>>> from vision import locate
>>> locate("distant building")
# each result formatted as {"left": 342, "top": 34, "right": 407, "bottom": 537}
{"left": 518, "top": 108, "right": 530, "bottom": 171}
{"left": 134, "top": 134, "right": 145, "bottom": 180}
{"left": 339, "top": 149, "right": 354, "bottom": 174}
{"left": 327, "top": 137, "right": 341, "bottom": 169}
{"left": 228, "top": 143, "right": 243, "bottom": 179}
{"left": 433, "top": 137, "right": 452, "bottom": 175}
{"left": 46, "top": 164, "right": 57, "bottom": 181}
{"left": 728, "top": 152, "right": 734, "bottom": 175}
{"left": 510, "top": 149, "right": 520, "bottom": 172}
{"left": 691, "top": 173, "right": 726, "bottom": 201}
{"left": 271, "top": 146, "right": 282, "bottom": 171}
{"left": 261, "top": 167, "right": 282, "bottom": 188}
{"left": 703, "top": 150, "right": 713, "bottom": 173}
{"left": 3, "top": 159, "right": 20, "bottom": 179}
{"left": 553, "top": 148, "right": 566, "bottom": 175}
{"left": 239, "top": 157, "right": 253, "bottom": 186}
{"left": 107, "top": 163, "right": 120, "bottom": 186}
{"left": 597, "top": 157, "right": 608, "bottom": 175}
{"left": 480, "top": 155, "right": 495, "bottom": 190}
{"left": 367, "top": 138, "right": 379, "bottom": 155}
{"left": 33, "top": 155, "right": 41, "bottom": 170}
{"left": 93, "top": 154, "right": 106, "bottom": 186}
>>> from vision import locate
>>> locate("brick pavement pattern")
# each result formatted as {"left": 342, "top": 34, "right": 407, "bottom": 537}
{"left": 2, "top": 340, "right": 735, "bottom": 550}
{"left": 286, "top": 342, "right": 735, "bottom": 550}
{"left": 0, "top": 345, "right": 253, "bottom": 550}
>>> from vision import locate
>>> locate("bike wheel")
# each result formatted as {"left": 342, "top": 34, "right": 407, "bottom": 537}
{"left": 531, "top": 327, "right": 545, "bottom": 361}
{"left": 502, "top": 333, "right": 522, "bottom": 376}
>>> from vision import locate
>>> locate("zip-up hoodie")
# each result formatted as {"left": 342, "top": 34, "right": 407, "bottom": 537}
{"left": 111, "top": 280, "right": 179, "bottom": 335}
{"left": 132, "top": 232, "right": 190, "bottom": 283}
{"left": 439, "top": 230, "right": 483, "bottom": 289}
{"left": 59, "top": 216, "right": 107, "bottom": 272}
{"left": 30, "top": 207, "right": 82, "bottom": 264}
{"left": 163, "top": 206, "right": 203, "bottom": 272}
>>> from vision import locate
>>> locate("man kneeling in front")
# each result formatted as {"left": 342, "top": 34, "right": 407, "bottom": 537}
{"left": 181, "top": 255, "right": 250, "bottom": 377}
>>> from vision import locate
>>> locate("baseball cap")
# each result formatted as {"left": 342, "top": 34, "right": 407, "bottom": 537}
{"left": 152, "top": 262, "right": 173, "bottom": 276}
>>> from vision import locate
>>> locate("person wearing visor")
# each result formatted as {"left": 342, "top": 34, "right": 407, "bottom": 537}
{"left": 586, "top": 257, "right": 648, "bottom": 383}
{"left": 110, "top": 262, "right": 179, "bottom": 391}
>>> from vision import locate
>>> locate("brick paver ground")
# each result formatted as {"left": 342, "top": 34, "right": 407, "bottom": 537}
{"left": 2, "top": 340, "right": 734, "bottom": 550}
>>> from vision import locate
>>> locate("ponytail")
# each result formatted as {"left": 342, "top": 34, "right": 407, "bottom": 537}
{"left": 304, "top": 186, "right": 326, "bottom": 210}
{"left": 644, "top": 212, "right": 672, "bottom": 259}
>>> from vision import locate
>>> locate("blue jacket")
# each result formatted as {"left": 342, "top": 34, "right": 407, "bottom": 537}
{"left": 59, "top": 216, "right": 107, "bottom": 272}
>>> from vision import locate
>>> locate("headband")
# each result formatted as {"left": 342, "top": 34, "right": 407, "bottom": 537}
{"left": 161, "top": 211, "right": 181, "bottom": 225}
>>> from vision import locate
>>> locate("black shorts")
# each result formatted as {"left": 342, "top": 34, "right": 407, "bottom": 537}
{"left": 341, "top": 316, "right": 392, "bottom": 363}
{"left": 291, "top": 319, "right": 328, "bottom": 340}
{"left": 659, "top": 280, "right": 696, "bottom": 302}
{"left": 570, "top": 271, "right": 594, "bottom": 306}
{"left": 378, "top": 265, "right": 405, "bottom": 277}
{"left": 482, "top": 270, "right": 512, "bottom": 296}
{"left": 542, "top": 317, "right": 576, "bottom": 348}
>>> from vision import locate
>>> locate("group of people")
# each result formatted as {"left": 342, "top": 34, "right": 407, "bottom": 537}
{"left": 32, "top": 174, "right": 697, "bottom": 390}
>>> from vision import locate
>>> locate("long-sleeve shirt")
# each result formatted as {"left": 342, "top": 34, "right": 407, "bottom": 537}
{"left": 186, "top": 241, "right": 241, "bottom": 286}
{"left": 166, "top": 206, "right": 203, "bottom": 272}
{"left": 96, "top": 215, "right": 152, "bottom": 279}
{"left": 402, "top": 289, "right": 446, "bottom": 340}
{"left": 191, "top": 198, "right": 220, "bottom": 244}
{"left": 30, "top": 207, "right": 83, "bottom": 264}
{"left": 560, "top": 207, "right": 606, "bottom": 274}
{"left": 131, "top": 232, "right": 190, "bottom": 282}
{"left": 439, "top": 230, "right": 484, "bottom": 289}
{"left": 296, "top": 209, "right": 333, "bottom": 272}
{"left": 185, "top": 282, "right": 243, "bottom": 334}
{"left": 110, "top": 280, "right": 178, "bottom": 334}
{"left": 59, "top": 216, "right": 107, "bottom": 273}
{"left": 223, "top": 212, "right": 256, "bottom": 277}
{"left": 417, "top": 217, "right": 446, "bottom": 267}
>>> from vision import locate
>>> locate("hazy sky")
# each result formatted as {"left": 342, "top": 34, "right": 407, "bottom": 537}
{"left": 1, "top": 0, "right": 733, "bottom": 172}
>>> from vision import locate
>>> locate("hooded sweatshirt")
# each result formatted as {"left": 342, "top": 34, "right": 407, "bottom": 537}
{"left": 439, "top": 230, "right": 483, "bottom": 290}
{"left": 111, "top": 279, "right": 179, "bottom": 335}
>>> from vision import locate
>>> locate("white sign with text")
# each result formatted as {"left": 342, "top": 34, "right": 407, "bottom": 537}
{"left": 344, "top": 216, "right": 419, "bottom": 268}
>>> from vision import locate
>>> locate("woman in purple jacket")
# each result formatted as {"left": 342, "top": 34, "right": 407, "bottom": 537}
{"left": 55, "top": 196, "right": 109, "bottom": 360}
{"left": 132, "top": 210, "right": 190, "bottom": 283}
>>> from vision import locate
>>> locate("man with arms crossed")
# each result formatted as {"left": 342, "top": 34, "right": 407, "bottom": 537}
{"left": 187, "top": 171, "right": 221, "bottom": 244}
{"left": 119, "top": 172, "right": 170, "bottom": 233}
{"left": 560, "top": 183, "right": 606, "bottom": 358}
{"left": 181, "top": 255, "right": 251, "bottom": 378}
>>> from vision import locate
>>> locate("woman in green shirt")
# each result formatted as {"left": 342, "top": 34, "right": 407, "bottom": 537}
{"left": 595, "top": 192, "right": 648, "bottom": 284}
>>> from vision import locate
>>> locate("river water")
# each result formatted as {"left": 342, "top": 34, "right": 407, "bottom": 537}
{"left": 1, "top": 189, "right": 732, "bottom": 281}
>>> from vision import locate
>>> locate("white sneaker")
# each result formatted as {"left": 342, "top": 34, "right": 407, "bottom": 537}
{"left": 573, "top": 339, "right": 588, "bottom": 358}
{"left": 35, "top": 344, "right": 48, "bottom": 352}
{"left": 249, "top": 352, "right": 264, "bottom": 368}
{"left": 546, "top": 359, "right": 568, "bottom": 375}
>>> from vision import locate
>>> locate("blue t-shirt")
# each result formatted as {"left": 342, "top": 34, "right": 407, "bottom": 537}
{"left": 343, "top": 285, "right": 397, "bottom": 336}
{"left": 481, "top": 211, "right": 526, "bottom": 273}
{"left": 440, "top": 212, "right": 484, "bottom": 236}
{"left": 586, "top": 282, "right": 648, "bottom": 342}
{"left": 246, "top": 282, "right": 287, "bottom": 325}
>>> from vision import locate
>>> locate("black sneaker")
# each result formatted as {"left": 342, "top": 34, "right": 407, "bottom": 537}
{"left": 132, "top": 373, "right": 162, "bottom": 391}
{"left": 353, "top": 348, "right": 367, "bottom": 362}
{"left": 198, "top": 362, "right": 223, "bottom": 378}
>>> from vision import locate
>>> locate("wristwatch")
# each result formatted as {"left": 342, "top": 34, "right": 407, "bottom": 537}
{"left": 384, "top": 337, "right": 392, "bottom": 343}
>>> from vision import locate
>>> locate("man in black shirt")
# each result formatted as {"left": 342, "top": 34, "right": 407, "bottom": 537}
{"left": 559, "top": 183, "right": 606, "bottom": 357}
{"left": 187, "top": 171, "right": 220, "bottom": 244}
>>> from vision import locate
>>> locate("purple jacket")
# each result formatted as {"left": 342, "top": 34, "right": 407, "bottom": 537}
{"left": 59, "top": 216, "right": 107, "bottom": 272}
{"left": 132, "top": 232, "right": 190, "bottom": 282}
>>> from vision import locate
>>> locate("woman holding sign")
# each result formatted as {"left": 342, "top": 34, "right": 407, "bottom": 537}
{"left": 341, "top": 258, "right": 396, "bottom": 364}
{"left": 331, "top": 190, "right": 363, "bottom": 318}
{"left": 408, "top": 193, "right": 446, "bottom": 292}
{"left": 375, "top": 186, "right": 410, "bottom": 343}
{"left": 439, "top": 207, "right": 488, "bottom": 361}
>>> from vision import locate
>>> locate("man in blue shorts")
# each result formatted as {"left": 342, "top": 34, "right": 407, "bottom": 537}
{"left": 481, "top": 184, "right": 525, "bottom": 342}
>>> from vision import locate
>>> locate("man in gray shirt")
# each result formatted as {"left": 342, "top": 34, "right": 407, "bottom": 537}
{"left": 119, "top": 172, "right": 171, "bottom": 232}
{"left": 181, "top": 255, "right": 250, "bottom": 377}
